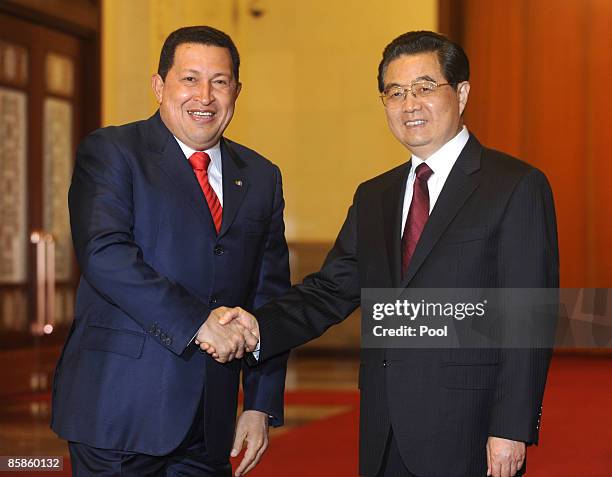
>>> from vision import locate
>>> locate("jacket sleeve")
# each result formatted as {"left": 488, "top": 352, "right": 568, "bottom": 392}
{"left": 487, "top": 168, "right": 559, "bottom": 444}
{"left": 69, "top": 131, "right": 208, "bottom": 356}
{"left": 240, "top": 164, "right": 291, "bottom": 426}
{"left": 253, "top": 188, "right": 362, "bottom": 362}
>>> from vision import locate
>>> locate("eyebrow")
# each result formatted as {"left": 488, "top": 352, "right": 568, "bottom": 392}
{"left": 179, "top": 70, "right": 232, "bottom": 79}
{"left": 414, "top": 75, "right": 437, "bottom": 82}
{"left": 384, "top": 82, "right": 403, "bottom": 90}
{"left": 383, "top": 75, "right": 440, "bottom": 90}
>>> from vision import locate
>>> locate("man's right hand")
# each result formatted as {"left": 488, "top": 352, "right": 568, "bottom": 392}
{"left": 218, "top": 306, "right": 260, "bottom": 333}
{"left": 194, "top": 307, "right": 259, "bottom": 363}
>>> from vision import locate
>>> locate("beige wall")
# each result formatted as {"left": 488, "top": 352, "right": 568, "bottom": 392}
{"left": 103, "top": 0, "right": 437, "bottom": 241}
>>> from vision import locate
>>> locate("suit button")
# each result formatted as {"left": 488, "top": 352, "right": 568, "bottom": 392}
{"left": 154, "top": 328, "right": 161, "bottom": 337}
{"left": 213, "top": 246, "right": 224, "bottom": 255}
{"left": 164, "top": 337, "right": 173, "bottom": 346}
{"left": 382, "top": 360, "right": 387, "bottom": 368}
{"left": 160, "top": 332, "right": 167, "bottom": 341}
{"left": 210, "top": 297, "right": 218, "bottom": 305}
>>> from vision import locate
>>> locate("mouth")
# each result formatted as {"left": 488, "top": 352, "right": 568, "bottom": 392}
{"left": 404, "top": 119, "right": 427, "bottom": 128}
{"left": 187, "top": 109, "right": 216, "bottom": 122}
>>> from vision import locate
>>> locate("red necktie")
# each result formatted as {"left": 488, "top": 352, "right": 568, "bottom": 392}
{"left": 401, "top": 163, "right": 433, "bottom": 278}
{"left": 188, "top": 151, "right": 223, "bottom": 233}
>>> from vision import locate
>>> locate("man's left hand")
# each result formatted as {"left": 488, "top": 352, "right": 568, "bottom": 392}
{"left": 231, "top": 410, "right": 269, "bottom": 476}
{"left": 486, "top": 436, "right": 525, "bottom": 477}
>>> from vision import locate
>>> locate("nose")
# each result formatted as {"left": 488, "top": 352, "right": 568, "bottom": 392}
{"left": 402, "top": 93, "right": 422, "bottom": 113}
{"left": 194, "top": 81, "right": 213, "bottom": 105}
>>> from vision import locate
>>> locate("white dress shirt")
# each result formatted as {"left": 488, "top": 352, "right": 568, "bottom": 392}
{"left": 401, "top": 126, "right": 470, "bottom": 236}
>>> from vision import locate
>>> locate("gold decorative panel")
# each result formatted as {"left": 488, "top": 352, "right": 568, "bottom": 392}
{"left": 0, "top": 40, "right": 28, "bottom": 87}
{"left": 45, "top": 52, "right": 74, "bottom": 97}
{"left": 0, "top": 87, "right": 28, "bottom": 284}
{"left": 43, "top": 97, "right": 73, "bottom": 282}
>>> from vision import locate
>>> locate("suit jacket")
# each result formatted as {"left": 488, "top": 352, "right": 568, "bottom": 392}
{"left": 254, "top": 135, "right": 559, "bottom": 477}
{"left": 51, "top": 112, "right": 290, "bottom": 461}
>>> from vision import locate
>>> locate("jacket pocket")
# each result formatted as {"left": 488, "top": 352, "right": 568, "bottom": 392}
{"left": 81, "top": 325, "right": 145, "bottom": 359}
{"left": 245, "top": 217, "right": 269, "bottom": 235}
{"left": 442, "top": 226, "right": 488, "bottom": 244}
{"left": 442, "top": 363, "right": 498, "bottom": 390}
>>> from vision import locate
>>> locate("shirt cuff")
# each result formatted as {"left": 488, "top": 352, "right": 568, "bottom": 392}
{"left": 252, "top": 339, "right": 260, "bottom": 361}
{"left": 189, "top": 328, "right": 199, "bottom": 348}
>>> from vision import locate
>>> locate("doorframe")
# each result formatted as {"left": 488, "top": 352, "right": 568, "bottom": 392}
{"left": 0, "top": 2, "right": 102, "bottom": 392}
{"left": 0, "top": 0, "right": 101, "bottom": 135}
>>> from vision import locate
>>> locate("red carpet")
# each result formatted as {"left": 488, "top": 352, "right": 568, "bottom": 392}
{"left": 527, "top": 355, "right": 612, "bottom": 476}
{"left": 6, "top": 355, "right": 611, "bottom": 476}
{"left": 238, "top": 391, "right": 360, "bottom": 477}
{"left": 244, "top": 355, "right": 612, "bottom": 476}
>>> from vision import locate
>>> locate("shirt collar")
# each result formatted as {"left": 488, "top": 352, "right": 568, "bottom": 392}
{"left": 410, "top": 126, "right": 470, "bottom": 176}
{"left": 174, "top": 136, "right": 222, "bottom": 173}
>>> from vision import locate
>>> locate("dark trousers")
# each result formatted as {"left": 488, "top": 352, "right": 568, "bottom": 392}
{"left": 68, "top": 388, "right": 231, "bottom": 477}
{"left": 375, "top": 430, "right": 418, "bottom": 477}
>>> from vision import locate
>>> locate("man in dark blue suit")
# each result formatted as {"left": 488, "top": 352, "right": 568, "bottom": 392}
{"left": 51, "top": 26, "right": 290, "bottom": 477}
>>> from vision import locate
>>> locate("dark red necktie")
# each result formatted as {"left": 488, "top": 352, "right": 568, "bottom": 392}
{"left": 401, "top": 163, "right": 433, "bottom": 278}
{"left": 188, "top": 151, "right": 222, "bottom": 233}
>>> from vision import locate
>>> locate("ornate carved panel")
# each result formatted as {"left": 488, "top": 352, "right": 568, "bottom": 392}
{"left": 42, "top": 97, "right": 73, "bottom": 282}
{"left": 0, "top": 87, "right": 27, "bottom": 284}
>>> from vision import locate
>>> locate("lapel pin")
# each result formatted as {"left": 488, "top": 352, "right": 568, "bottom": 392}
{"left": 234, "top": 180, "right": 243, "bottom": 187}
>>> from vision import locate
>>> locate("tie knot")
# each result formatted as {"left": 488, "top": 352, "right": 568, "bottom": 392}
{"left": 188, "top": 151, "right": 211, "bottom": 171}
{"left": 415, "top": 163, "right": 433, "bottom": 181}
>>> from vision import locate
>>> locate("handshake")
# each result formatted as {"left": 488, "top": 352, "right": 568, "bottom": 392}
{"left": 194, "top": 307, "right": 260, "bottom": 363}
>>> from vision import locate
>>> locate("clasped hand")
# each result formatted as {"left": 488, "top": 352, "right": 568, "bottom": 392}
{"left": 195, "top": 307, "right": 259, "bottom": 363}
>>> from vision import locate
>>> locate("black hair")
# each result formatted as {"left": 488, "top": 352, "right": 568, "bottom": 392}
{"left": 158, "top": 26, "right": 240, "bottom": 82}
{"left": 377, "top": 31, "right": 469, "bottom": 92}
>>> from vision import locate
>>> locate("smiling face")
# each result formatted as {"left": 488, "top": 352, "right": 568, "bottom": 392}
{"left": 382, "top": 52, "right": 469, "bottom": 158}
{"left": 151, "top": 43, "right": 241, "bottom": 150}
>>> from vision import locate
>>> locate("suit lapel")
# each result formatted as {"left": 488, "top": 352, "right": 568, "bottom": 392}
{"left": 146, "top": 112, "right": 218, "bottom": 235}
{"left": 401, "top": 134, "right": 483, "bottom": 286}
{"left": 218, "top": 138, "right": 248, "bottom": 238}
{"left": 382, "top": 162, "right": 411, "bottom": 288}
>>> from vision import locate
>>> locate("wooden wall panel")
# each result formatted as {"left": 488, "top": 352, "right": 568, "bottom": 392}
{"left": 463, "top": 0, "right": 524, "bottom": 158}
{"left": 586, "top": 0, "right": 612, "bottom": 287}
{"left": 521, "top": 0, "right": 588, "bottom": 287}
{"left": 446, "top": 0, "right": 611, "bottom": 287}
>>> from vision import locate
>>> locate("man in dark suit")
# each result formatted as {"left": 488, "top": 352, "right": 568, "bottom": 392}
{"left": 203, "top": 31, "right": 559, "bottom": 477}
{"left": 51, "top": 26, "right": 290, "bottom": 477}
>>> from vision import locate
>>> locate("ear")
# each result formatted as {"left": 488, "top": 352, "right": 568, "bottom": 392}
{"left": 235, "top": 81, "right": 242, "bottom": 99}
{"left": 151, "top": 74, "right": 164, "bottom": 104}
{"left": 457, "top": 81, "right": 470, "bottom": 115}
